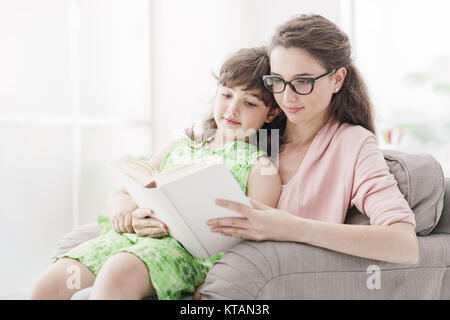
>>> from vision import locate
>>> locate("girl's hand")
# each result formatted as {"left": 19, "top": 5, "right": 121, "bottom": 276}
{"left": 207, "top": 197, "right": 298, "bottom": 242}
{"left": 132, "top": 208, "right": 169, "bottom": 238}
{"left": 108, "top": 193, "right": 139, "bottom": 234}
{"left": 111, "top": 209, "right": 135, "bottom": 234}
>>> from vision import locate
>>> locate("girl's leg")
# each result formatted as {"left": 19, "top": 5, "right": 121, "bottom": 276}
{"left": 29, "top": 258, "right": 96, "bottom": 300}
{"left": 89, "top": 252, "right": 155, "bottom": 300}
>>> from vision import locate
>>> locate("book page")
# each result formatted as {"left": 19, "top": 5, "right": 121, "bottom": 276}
{"left": 155, "top": 156, "right": 224, "bottom": 186}
{"left": 110, "top": 157, "right": 158, "bottom": 187}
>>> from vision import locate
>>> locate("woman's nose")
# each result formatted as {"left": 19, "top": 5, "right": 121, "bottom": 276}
{"left": 283, "top": 84, "right": 298, "bottom": 103}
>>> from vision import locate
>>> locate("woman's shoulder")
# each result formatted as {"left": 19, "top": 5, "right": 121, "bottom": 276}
{"left": 337, "top": 122, "right": 374, "bottom": 138}
{"left": 333, "top": 122, "right": 377, "bottom": 146}
{"left": 318, "top": 121, "right": 379, "bottom": 164}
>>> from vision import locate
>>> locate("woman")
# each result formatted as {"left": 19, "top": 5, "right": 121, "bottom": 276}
{"left": 206, "top": 14, "right": 418, "bottom": 267}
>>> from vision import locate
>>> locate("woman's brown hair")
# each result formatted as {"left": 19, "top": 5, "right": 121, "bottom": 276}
{"left": 269, "top": 14, "right": 375, "bottom": 134}
{"left": 185, "top": 46, "right": 287, "bottom": 158}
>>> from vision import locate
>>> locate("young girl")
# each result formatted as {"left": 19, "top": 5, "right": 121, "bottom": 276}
{"left": 30, "top": 46, "right": 283, "bottom": 300}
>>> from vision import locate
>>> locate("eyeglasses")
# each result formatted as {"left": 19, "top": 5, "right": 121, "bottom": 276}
{"left": 262, "top": 69, "right": 337, "bottom": 95}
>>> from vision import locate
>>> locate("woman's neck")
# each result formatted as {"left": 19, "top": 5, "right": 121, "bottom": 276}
{"left": 284, "top": 115, "right": 328, "bottom": 147}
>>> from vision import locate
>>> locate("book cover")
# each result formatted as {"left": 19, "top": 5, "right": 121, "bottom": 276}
{"left": 111, "top": 157, "right": 249, "bottom": 258}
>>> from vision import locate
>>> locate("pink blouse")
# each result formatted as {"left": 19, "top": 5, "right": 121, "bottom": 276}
{"left": 277, "top": 120, "right": 416, "bottom": 227}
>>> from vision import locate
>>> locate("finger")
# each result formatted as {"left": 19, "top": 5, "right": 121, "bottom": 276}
{"left": 133, "top": 208, "right": 154, "bottom": 219}
{"left": 124, "top": 213, "right": 134, "bottom": 234}
{"left": 112, "top": 219, "right": 120, "bottom": 233}
{"left": 247, "top": 197, "right": 271, "bottom": 210}
{"left": 137, "top": 227, "right": 168, "bottom": 238}
{"left": 152, "top": 218, "right": 168, "bottom": 231}
{"left": 118, "top": 217, "right": 126, "bottom": 233}
{"left": 207, "top": 217, "right": 248, "bottom": 228}
{"left": 133, "top": 217, "right": 164, "bottom": 229}
{"left": 214, "top": 199, "right": 256, "bottom": 217}
{"left": 218, "top": 227, "right": 254, "bottom": 240}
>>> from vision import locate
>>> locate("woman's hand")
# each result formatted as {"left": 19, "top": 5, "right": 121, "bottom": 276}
{"left": 207, "top": 198, "right": 299, "bottom": 242}
{"left": 132, "top": 208, "right": 169, "bottom": 238}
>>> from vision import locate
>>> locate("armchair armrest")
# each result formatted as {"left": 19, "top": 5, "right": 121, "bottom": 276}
{"left": 48, "top": 223, "right": 100, "bottom": 263}
{"left": 201, "top": 235, "right": 449, "bottom": 299}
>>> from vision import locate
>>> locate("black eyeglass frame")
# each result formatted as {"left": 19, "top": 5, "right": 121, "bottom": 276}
{"left": 262, "top": 69, "right": 337, "bottom": 95}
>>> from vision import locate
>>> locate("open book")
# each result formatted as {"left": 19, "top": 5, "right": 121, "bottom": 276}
{"left": 110, "top": 156, "right": 251, "bottom": 258}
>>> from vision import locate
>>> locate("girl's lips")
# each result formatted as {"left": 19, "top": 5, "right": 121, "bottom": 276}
{"left": 285, "top": 107, "right": 305, "bottom": 114}
{"left": 224, "top": 118, "right": 240, "bottom": 125}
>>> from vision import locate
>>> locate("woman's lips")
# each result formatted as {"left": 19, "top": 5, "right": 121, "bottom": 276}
{"left": 285, "top": 107, "right": 305, "bottom": 114}
{"left": 224, "top": 118, "right": 240, "bottom": 125}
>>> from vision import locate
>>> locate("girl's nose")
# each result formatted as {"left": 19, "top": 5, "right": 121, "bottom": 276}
{"left": 228, "top": 98, "right": 240, "bottom": 113}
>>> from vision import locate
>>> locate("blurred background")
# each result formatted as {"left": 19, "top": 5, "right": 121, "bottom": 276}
{"left": 1, "top": 0, "right": 449, "bottom": 295}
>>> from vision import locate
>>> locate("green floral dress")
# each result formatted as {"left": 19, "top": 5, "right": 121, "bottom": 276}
{"left": 57, "top": 136, "right": 264, "bottom": 300}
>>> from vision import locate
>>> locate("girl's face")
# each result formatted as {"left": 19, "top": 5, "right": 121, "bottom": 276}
{"left": 269, "top": 46, "right": 342, "bottom": 127}
{"left": 213, "top": 85, "right": 273, "bottom": 142}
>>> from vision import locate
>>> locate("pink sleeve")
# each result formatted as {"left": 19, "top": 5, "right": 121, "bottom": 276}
{"left": 350, "top": 135, "right": 416, "bottom": 227}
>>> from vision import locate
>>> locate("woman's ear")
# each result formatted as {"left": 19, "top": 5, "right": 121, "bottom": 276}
{"left": 334, "top": 67, "right": 347, "bottom": 90}
{"left": 265, "top": 107, "right": 282, "bottom": 123}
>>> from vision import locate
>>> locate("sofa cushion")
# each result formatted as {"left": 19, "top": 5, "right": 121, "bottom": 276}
{"left": 345, "top": 150, "right": 445, "bottom": 236}
{"left": 432, "top": 178, "right": 450, "bottom": 234}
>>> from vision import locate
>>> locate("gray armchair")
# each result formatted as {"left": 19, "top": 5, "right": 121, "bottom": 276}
{"left": 50, "top": 150, "right": 449, "bottom": 300}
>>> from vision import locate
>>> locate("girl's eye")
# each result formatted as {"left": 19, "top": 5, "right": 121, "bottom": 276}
{"left": 222, "top": 93, "right": 232, "bottom": 98}
{"left": 245, "top": 101, "right": 258, "bottom": 107}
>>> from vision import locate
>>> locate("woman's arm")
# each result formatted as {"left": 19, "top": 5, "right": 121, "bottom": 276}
{"left": 208, "top": 199, "right": 419, "bottom": 265}
{"left": 293, "top": 218, "right": 419, "bottom": 265}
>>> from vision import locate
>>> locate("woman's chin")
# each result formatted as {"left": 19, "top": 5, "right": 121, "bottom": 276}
{"left": 284, "top": 113, "right": 305, "bottom": 124}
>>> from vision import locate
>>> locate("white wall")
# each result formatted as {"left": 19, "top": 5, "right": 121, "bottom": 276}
{"left": 150, "top": 0, "right": 343, "bottom": 151}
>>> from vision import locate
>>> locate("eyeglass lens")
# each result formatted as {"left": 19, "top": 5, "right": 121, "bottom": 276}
{"left": 264, "top": 77, "right": 312, "bottom": 94}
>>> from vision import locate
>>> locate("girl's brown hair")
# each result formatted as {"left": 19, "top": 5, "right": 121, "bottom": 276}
{"left": 185, "top": 46, "right": 287, "bottom": 158}
{"left": 269, "top": 14, "right": 375, "bottom": 134}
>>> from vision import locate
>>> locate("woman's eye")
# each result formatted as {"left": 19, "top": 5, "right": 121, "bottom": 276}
{"left": 293, "top": 79, "right": 310, "bottom": 86}
{"left": 222, "top": 93, "right": 232, "bottom": 98}
{"left": 245, "top": 101, "right": 257, "bottom": 107}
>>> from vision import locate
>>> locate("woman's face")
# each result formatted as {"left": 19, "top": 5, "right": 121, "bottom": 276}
{"left": 269, "top": 46, "right": 339, "bottom": 127}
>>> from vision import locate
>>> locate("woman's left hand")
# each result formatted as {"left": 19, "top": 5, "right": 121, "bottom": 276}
{"left": 207, "top": 198, "right": 298, "bottom": 242}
